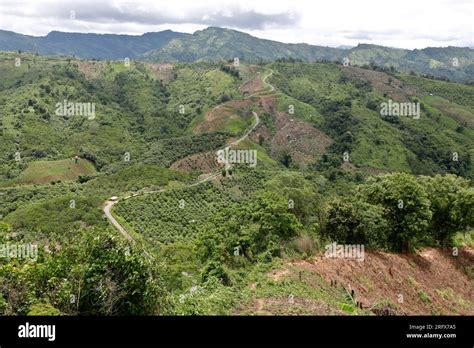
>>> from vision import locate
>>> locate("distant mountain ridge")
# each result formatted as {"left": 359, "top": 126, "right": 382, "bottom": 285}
{"left": 145, "top": 27, "right": 474, "bottom": 81}
{"left": 1, "top": 27, "right": 473, "bottom": 81}
{"left": 0, "top": 29, "right": 188, "bottom": 59}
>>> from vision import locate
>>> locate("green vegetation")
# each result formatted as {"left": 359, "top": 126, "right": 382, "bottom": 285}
{"left": 5, "top": 158, "right": 96, "bottom": 186}
{"left": 143, "top": 28, "right": 474, "bottom": 82}
{"left": 3, "top": 28, "right": 473, "bottom": 81}
{"left": 322, "top": 173, "right": 473, "bottom": 252}
{"left": 143, "top": 132, "right": 230, "bottom": 167}
{"left": 0, "top": 51, "right": 472, "bottom": 316}
{"left": 0, "top": 227, "right": 169, "bottom": 315}
{"left": 114, "top": 168, "right": 269, "bottom": 246}
{"left": 269, "top": 62, "right": 473, "bottom": 179}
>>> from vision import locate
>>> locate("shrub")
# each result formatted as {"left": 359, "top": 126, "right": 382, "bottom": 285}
{"left": 419, "top": 174, "right": 471, "bottom": 245}
{"left": 323, "top": 198, "right": 388, "bottom": 249}
{"left": 27, "top": 303, "right": 61, "bottom": 316}
{"left": 357, "top": 173, "right": 432, "bottom": 251}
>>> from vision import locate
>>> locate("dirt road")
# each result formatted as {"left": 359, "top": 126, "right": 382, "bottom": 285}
{"left": 103, "top": 68, "right": 275, "bottom": 243}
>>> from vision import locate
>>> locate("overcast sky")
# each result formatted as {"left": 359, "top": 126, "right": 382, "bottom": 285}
{"left": 0, "top": 0, "right": 472, "bottom": 49}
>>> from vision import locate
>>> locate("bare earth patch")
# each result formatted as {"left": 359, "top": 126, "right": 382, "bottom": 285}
{"left": 269, "top": 268, "right": 290, "bottom": 281}
{"left": 239, "top": 75, "right": 263, "bottom": 95}
{"left": 144, "top": 63, "right": 174, "bottom": 83}
{"left": 341, "top": 66, "right": 424, "bottom": 102}
{"left": 77, "top": 61, "right": 105, "bottom": 80}
{"left": 170, "top": 151, "right": 219, "bottom": 173}
{"left": 249, "top": 297, "right": 345, "bottom": 316}
{"left": 286, "top": 247, "right": 473, "bottom": 315}
{"left": 253, "top": 96, "right": 332, "bottom": 164}
{"left": 237, "top": 247, "right": 473, "bottom": 316}
{"left": 193, "top": 99, "right": 253, "bottom": 135}
{"left": 270, "top": 114, "right": 332, "bottom": 164}
{"left": 225, "top": 99, "right": 253, "bottom": 109}
{"left": 193, "top": 107, "right": 238, "bottom": 134}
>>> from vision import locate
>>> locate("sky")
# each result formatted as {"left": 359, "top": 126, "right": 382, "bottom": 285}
{"left": 0, "top": 0, "right": 472, "bottom": 49}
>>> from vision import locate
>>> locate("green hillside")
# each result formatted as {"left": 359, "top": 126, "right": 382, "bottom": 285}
{"left": 0, "top": 29, "right": 187, "bottom": 59}
{"left": 267, "top": 62, "right": 473, "bottom": 178}
{"left": 0, "top": 51, "right": 472, "bottom": 317}
{"left": 6, "top": 158, "right": 96, "bottom": 186}
{"left": 2, "top": 27, "right": 472, "bottom": 82}
{"left": 143, "top": 27, "right": 474, "bottom": 82}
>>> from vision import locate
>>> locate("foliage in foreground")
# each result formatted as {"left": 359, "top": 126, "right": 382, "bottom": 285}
{"left": 0, "top": 227, "right": 169, "bottom": 315}
{"left": 323, "top": 173, "right": 472, "bottom": 251}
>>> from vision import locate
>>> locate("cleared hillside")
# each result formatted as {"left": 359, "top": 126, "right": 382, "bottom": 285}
{"left": 236, "top": 247, "right": 473, "bottom": 315}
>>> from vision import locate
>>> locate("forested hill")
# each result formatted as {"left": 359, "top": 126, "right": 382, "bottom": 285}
{"left": 0, "top": 52, "right": 472, "bottom": 183}
{"left": 1, "top": 27, "right": 473, "bottom": 82}
{"left": 0, "top": 29, "right": 188, "bottom": 59}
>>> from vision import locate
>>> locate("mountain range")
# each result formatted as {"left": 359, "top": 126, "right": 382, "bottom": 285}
{"left": 1, "top": 27, "right": 473, "bottom": 81}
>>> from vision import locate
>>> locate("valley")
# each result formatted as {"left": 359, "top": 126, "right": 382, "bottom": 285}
{"left": 0, "top": 46, "right": 472, "bottom": 316}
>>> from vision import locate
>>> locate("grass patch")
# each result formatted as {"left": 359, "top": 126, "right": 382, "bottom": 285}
{"left": 9, "top": 158, "right": 96, "bottom": 186}
{"left": 418, "top": 290, "right": 432, "bottom": 303}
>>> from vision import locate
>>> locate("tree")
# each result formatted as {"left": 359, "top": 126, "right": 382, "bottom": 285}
{"left": 77, "top": 229, "right": 167, "bottom": 315}
{"left": 323, "top": 197, "right": 388, "bottom": 249}
{"left": 419, "top": 174, "right": 471, "bottom": 245}
{"left": 451, "top": 187, "right": 474, "bottom": 235}
{"left": 252, "top": 192, "right": 302, "bottom": 241}
{"left": 0, "top": 228, "right": 170, "bottom": 315}
{"left": 220, "top": 94, "right": 231, "bottom": 103}
{"left": 0, "top": 222, "right": 11, "bottom": 239}
{"left": 358, "top": 173, "right": 432, "bottom": 252}
{"left": 279, "top": 152, "right": 293, "bottom": 168}
{"left": 199, "top": 192, "right": 302, "bottom": 265}
{"left": 264, "top": 172, "right": 321, "bottom": 225}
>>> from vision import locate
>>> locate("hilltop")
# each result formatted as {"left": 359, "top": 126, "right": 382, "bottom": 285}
{"left": 1, "top": 27, "right": 473, "bottom": 81}
{"left": 0, "top": 29, "right": 188, "bottom": 59}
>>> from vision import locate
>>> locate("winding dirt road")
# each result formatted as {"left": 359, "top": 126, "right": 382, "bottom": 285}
{"left": 103, "top": 200, "right": 133, "bottom": 242}
{"left": 103, "top": 69, "right": 275, "bottom": 242}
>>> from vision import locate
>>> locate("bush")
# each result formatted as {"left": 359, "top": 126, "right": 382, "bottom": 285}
{"left": 201, "top": 261, "right": 231, "bottom": 286}
{"left": 419, "top": 174, "right": 472, "bottom": 245}
{"left": 323, "top": 198, "right": 388, "bottom": 249}
{"left": 220, "top": 94, "right": 231, "bottom": 103}
{"left": 27, "top": 303, "right": 61, "bottom": 316}
{"left": 0, "top": 294, "right": 7, "bottom": 314}
{"left": 0, "top": 228, "right": 170, "bottom": 315}
{"left": 357, "top": 173, "right": 432, "bottom": 252}
{"left": 198, "top": 192, "right": 302, "bottom": 264}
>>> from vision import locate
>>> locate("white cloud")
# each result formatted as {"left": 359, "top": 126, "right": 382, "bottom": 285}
{"left": 0, "top": 0, "right": 472, "bottom": 49}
